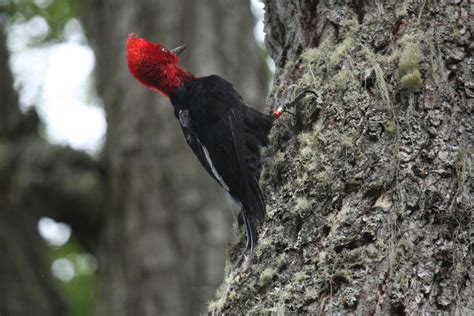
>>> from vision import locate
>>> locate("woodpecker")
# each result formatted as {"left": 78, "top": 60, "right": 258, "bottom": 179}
{"left": 127, "top": 34, "right": 313, "bottom": 265}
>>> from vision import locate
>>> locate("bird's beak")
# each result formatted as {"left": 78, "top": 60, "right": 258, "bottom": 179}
{"left": 171, "top": 45, "right": 186, "bottom": 55}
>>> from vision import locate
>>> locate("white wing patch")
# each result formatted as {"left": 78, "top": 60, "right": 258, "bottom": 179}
{"left": 201, "top": 144, "right": 230, "bottom": 192}
{"left": 180, "top": 109, "right": 230, "bottom": 192}
{"left": 179, "top": 110, "right": 191, "bottom": 128}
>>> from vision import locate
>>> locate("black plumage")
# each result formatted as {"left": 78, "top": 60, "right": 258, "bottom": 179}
{"left": 127, "top": 35, "right": 277, "bottom": 265}
{"left": 171, "top": 75, "right": 273, "bottom": 263}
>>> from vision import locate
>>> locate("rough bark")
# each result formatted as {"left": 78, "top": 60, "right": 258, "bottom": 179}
{"left": 80, "top": 1, "right": 266, "bottom": 315}
{"left": 210, "top": 0, "right": 472, "bottom": 314}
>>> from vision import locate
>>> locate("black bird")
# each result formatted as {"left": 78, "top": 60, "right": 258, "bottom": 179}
{"left": 127, "top": 34, "right": 312, "bottom": 265}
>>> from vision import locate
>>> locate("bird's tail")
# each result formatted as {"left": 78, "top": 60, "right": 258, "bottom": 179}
{"left": 236, "top": 208, "right": 258, "bottom": 267}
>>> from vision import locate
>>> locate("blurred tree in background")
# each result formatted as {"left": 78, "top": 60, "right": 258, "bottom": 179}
{"left": 0, "top": 0, "right": 267, "bottom": 315}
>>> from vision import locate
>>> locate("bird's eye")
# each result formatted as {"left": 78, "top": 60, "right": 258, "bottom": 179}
{"left": 161, "top": 47, "right": 167, "bottom": 53}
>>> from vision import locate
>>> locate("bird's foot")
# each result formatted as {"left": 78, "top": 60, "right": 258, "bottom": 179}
{"left": 272, "top": 89, "right": 318, "bottom": 119}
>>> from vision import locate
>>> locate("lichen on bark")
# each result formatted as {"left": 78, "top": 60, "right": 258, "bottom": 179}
{"left": 209, "top": 0, "right": 472, "bottom": 314}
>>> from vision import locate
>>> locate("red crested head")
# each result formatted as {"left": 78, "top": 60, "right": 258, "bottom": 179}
{"left": 126, "top": 33, "right": 195, "bottom": 97}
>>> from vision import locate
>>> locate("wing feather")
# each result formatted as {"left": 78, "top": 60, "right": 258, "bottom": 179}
{"left": 172, "top": 75, "right": 270, "bottom": 224}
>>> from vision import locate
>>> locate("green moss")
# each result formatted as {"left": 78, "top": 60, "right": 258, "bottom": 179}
{"left": 384, "top": 120, "right": 397, "bottom": 134}
{"left": 300, "top": 146, "right": 313, "bottom": 159}
{"left": 301, "top": 39, "right": 331, "bottom": 65}
{"left": 298, "top": 122, "right": 325, "bottom": 151}
{"left": 395, "top": 5, "right": 408, "bottom": 19}
{"left": 294, "top": 271, "right": 307, "bottom": 284}
{"left": 362, "top": 45, "right": 386, "bottom": 66}
{"left": 340, "top": 133, "right": 354, "bottom": 148}
{"left": 255, "top": 226, "right": 278, "bottom": 256}
{"left": 259, "top": 268, "right": 277, "bottom": 287}
{"left": 333, "top": 68, "right": 355, "bottom": 92}
{"left": 329, "top": 37, "right": 353, "bottom": 67}
{"left": 398, "top": 42, "right": 422, "bottom": 76}
{"left": 400, "top": 69, "right": 423, "bottom": 92}
{"left": 271, "top": 301, "right": 286, "bottom": 316}
{"left": 306, "top": 161, "right": 318, "bottom": 172}
{"left": 283, "top": 60, "right": 295, "bottom": 74}
{"left": 293, "top": 197, "right": 312, "bottom": 214}
{"left": 332, "top": 269, "right": 352, "bottom": 283}
{"left": 343, "top": 16, "right": 360, "bottom": 33}
{"left": 276, "top": 253, "right": 287, "bottom": 267}
{"left": 301, "top": 48, "right": 324, "bottom": 65}
{"left": 316, "top": 170, "right": 331, "bottom": 184}
{"left": 208, "top": 269, "right": 237, "bottom": 312}
{"left": 274, "top": 150, "right": 285, "bottom": 164}
{"left": 299, "top": 40, "right": 333, "bottom": 89}
{"left": 305, "top": 288, "right": 319, "bottom": 300}
{"left": 257, "top": 236, "right": 273, "bottom": 250}
{"left": 454, "top": 147, "right": 468, "bottom": 183}
{"left": 445, "top": 5, "right": 457, "bottom": 23}
{"left": 297, "top": 132, "right": 312, "bottom": 147}
{"left": 341, "top": 248, "right": 365, "bottom": 266}
{"left": 310, "top": 121, "right": 324, "bottom": 149}
{"left": 295, "top": 171, "right": 309, "bottom": 186}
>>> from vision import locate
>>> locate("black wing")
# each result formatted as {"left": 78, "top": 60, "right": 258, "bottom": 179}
{"left": 172, "top": 75, "right": 272, "bottom": 224}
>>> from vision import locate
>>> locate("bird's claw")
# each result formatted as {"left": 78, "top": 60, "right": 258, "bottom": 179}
{"left": 272, "top": 89, "right": 318, "bottom": 119}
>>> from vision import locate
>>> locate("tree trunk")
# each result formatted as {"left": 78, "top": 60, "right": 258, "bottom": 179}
{"left": 80, "top": 1, "right": 266, "bottom": 315}
{"left": 210, "top": 0, "right": 472, "bottom": 314}
{"left": 0, "top": 23, "right": 68, "bottom": 316}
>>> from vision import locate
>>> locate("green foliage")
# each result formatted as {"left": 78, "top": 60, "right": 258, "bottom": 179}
{"left": 5, "top": 0, "right": 79, "bottom": 44}
{"left": 50, "top": 239, "right": 95, "bottom": 316}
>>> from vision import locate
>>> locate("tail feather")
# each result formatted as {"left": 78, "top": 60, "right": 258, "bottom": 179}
{"left": 241, "top": 106, "right": 272, "bottom": 226}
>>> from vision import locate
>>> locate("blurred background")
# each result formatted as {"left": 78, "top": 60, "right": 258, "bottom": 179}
{"left": 0, "top": 0, "right": 273, "bottom": 315}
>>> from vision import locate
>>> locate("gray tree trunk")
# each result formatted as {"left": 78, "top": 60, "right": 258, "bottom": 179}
{"left": 210, "top": 0, "right": 472, "bottom": 314}
{"left": 0, "top": 23, "right": 66, "bottom": 316}
{"left": 80, "top": 1, "right": 266, "bottom": 315}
